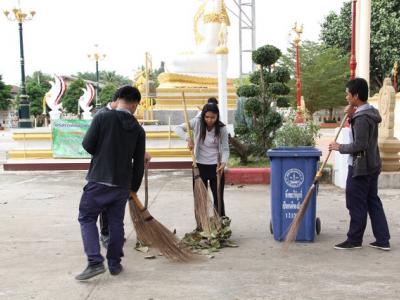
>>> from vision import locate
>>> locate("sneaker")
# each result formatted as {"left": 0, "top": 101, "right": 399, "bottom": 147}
{"left": 100, "top": 234, "right": 109, "bottom": 248}
{"left": 75, "top": 263, "right": 105, "bottom": 281}
{"left": 109, "top": 264, "right": 123, "bottom": 276}
{"left": 334, "top": 240, "right": 362, "bottom": 250}
{"left": 369, "top": 241, "right": 391, "bottom": 251}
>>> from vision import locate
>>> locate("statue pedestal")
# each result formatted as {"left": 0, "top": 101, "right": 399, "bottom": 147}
{"left": 379, "top": 138, "right": 400, "bottom": 171}
{"left": 49, "top": 110, "right": 61, "bottom": 120}
{"left": 82, "top": 111, "right": 93, "bottom": 120}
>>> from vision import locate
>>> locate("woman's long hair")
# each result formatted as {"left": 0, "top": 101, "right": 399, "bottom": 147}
{"left": 200, "top": 103, "right": 226, "bottom": 142}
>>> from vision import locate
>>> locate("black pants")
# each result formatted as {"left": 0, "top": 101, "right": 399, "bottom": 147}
{"left": 78, "top": 182, "right": 128, "bottom": 268}
{"left": 194, "top": 163, "right": 225, "bottom": 216}
{"left": 345, "top": 166, "right": 390, "bottom": 244}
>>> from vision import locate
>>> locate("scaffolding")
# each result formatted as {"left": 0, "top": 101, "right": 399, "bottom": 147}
{"left": 227, "top": 0, "right": 256, "bottom": 77}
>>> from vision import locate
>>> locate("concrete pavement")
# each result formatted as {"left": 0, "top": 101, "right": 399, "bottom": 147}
{"left": 0, "top": 170, "right": 399, "bottom": 299}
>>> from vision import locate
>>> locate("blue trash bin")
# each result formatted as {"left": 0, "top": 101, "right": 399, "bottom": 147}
{"left": 267, "top": 147, "right": 322, "bottom": 242}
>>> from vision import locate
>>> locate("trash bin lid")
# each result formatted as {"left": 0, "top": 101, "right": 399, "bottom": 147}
{"left": 266, "top": 147, "right": 322, "bottom": 157}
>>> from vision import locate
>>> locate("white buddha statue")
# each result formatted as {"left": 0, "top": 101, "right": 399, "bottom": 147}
{"left": 161, "top": 0, "right": 230, "bottom": 82}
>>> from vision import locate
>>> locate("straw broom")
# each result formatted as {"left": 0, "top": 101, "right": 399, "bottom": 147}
{"left": 284, "top": 114, "right": 348, "bottom": 247}
{"left": 128, "top": 167, "right": 194, "bottom": 262}
{"left": 182, "top": 92, "right": 221, "bottom": 233}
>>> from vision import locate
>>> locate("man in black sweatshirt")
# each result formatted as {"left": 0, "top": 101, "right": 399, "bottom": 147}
{"left": 95, "top": 93, "right": 151, "bottom": 248}
{"left": 76, "top": 86, "right": 145, "bottom": 280}
{"left": 329, "top": 78, "right": 390, "bottom": 251}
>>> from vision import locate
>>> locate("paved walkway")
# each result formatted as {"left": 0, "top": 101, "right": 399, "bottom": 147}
{"left": 0, "top": 170, "right": 399, "bottom": 299}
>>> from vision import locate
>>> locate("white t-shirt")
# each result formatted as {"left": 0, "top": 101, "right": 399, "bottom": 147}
{"left": 197, "top": 127, "right": 219, "bottom": 165}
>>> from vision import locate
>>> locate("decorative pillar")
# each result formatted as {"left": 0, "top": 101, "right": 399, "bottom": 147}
{"left": 217, "top": 55, "right": 228, "bottom": 124}
{"left": 216, "top": 16, "right": 229, "bottom": 125}
{"left": 358, "top": 0, "right": 371, "bottom": 87}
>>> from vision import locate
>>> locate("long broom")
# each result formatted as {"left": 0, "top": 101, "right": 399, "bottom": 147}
{"left": 128, "top": 167, "right": 194, "bottom": 262}
{"left": 182, "top": 92, "right": 221, "bottom": 233}
{"left": 284, "top": 114, "right": 348, "bottom": 247}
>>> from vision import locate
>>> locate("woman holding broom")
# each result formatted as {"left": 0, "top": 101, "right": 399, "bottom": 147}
{"left": 176, "top": 102, "right": 230, "bottom": 218}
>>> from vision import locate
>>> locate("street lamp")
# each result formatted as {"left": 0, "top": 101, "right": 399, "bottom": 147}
{"left": 292, "top": 22, "right": 303, "bottom": 123}
{"left": 3, "top": 6, "right": 35, "bottom": 128}
{"left": 88, "top": 44, "right": 106, "bottom": 108}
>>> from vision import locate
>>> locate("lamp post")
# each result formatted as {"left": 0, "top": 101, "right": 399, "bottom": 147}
{"left": 3, "top": 6, "right": 35, "bottom": 128}
{"left": 88, "top": 44, "right": 106, "bottom": 108}
{"left": 292, "top": 22, "right": 303, "bottom": 123}
{"left": 350, "top": 0, "right": 357, "bottom": 80}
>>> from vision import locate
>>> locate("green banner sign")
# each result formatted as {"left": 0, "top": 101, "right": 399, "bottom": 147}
{"left": 52, "top": 119, "right": 91, "bottom": 158}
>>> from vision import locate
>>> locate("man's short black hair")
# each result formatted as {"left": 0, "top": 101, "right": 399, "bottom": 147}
{"left": 207, "top": 97, "right": 218, "bottom": 105}
{"left": 346, "top": 78, "right": 369, "bottom": 101}
{"left": 113, "top": 86, "right": 141, "bottom": 103}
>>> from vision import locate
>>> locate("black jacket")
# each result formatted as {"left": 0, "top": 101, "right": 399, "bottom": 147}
{"left": 82, "top": 110, "right": 145, "bottom": 191}
{"left": 339, "top": 104, "right": 382, "bottom": 177}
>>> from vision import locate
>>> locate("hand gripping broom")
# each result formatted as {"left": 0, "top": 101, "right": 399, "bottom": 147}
{"left": 284, "top": 114, "right": 348, "bottom": 247}
{"left": 182, "top": 92, "right": 221, "bottom": 233}
{"left": 128, "top": 167, "right": 194, "bottom": 262}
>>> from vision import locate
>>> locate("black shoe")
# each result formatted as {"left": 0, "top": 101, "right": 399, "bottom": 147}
{"left": 75, "top": 263, "right": 105, "bottom": 281}
{"left": 100, "top": 234, "right": 109, "bottom": 248}
{"left": 334, "top": 240, "right": 362, "bottom": 250}
{"left": 109, "top": 264, "right": 123, "bottom": 276}
{"left": 369, "top": 241, "right": 391, "bottom": 251}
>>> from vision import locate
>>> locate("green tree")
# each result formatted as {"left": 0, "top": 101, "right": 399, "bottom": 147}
{"left": 234, "top": 45, "right": 289, "bottom": 156}
{"left": 320, "top": 0, "right": 400, "bottom": 92}
{"left": 62, "top": 78, "right": 85, "bottom": 114}
{"left": 77, "top": 71, "right": 131, "bottom": 86}
{"left": 26, "top": 71, "right": 52, "bottom": 117}
{"left": 99, "top": 83, "right": 118, "bottom": 107}
{"left": 281, "top": 41, "right": 349, "bottom": 117}
{"left": 0, "top": 75, "right": 12, "bottom": 111}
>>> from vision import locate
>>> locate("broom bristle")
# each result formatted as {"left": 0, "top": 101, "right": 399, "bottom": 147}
{"left": 128, "top": 195, "right": 194, "bottom": 262}
{"left": 128, "top": 200, "right": 153, "bottom": 246}
{"left": 193, "top": 168, "right": 221, "bottom": 233}
{"left": 284, "top": 184, "right": 316, "bottom": 248}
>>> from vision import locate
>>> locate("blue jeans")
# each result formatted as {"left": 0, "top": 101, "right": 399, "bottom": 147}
{"left": 345, "top": 166, "right": 390, "bottom": 244}
{"left": 78, "top": 182, "right": 129, "bottom": 269}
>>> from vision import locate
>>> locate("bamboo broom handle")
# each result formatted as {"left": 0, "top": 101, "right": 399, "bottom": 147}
{"left": 130, "top": 192, "right": 145, "bottom": 210}
{"left": 181, "top": 92, "right": 197, "bottom": 167}
{"left": 144, "top": 166, "right": 149, "bottom": 209}
{"left": 314, "top": 113, "right": 348, "bottom": 180}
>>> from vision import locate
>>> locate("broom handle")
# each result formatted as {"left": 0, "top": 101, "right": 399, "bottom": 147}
{"left": 130, "top": 192, "right": 145, "bottom": 210}
{"left": 181, "top": 92, "right": 197, "bottom": 167}
{"left": 144, "top": 166, "right": 149, "bottom": 209}
{"left": 314, "top": 113, "right": 348, "bottom": 181}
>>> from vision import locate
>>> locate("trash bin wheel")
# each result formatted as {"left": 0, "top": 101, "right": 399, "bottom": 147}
{"left": 316, "top": 217, "right": 321, "bottom": 235}
{"left": 269, "top": 220, "right": 273, "bottom": 234}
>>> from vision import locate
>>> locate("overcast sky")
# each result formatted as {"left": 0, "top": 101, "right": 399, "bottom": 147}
{"left": 0, "top": 0, "right": 345, "bottom": 85}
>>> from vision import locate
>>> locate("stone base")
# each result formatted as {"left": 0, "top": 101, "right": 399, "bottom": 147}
{"left": 152, "top": 109, "right": 236, "bottom": 125}
{"left": 378, "top": 172, "right": 400, "bottom": 189}
{"left": 379, "top": 138, "right": 400, "bottom": 172}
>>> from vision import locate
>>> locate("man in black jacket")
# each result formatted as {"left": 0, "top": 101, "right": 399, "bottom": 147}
{"left": 329, "top": 78, "right": 390, "bottom": 251}
{"left": 76, "top": 86, "right": 145, "bottom": 280}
